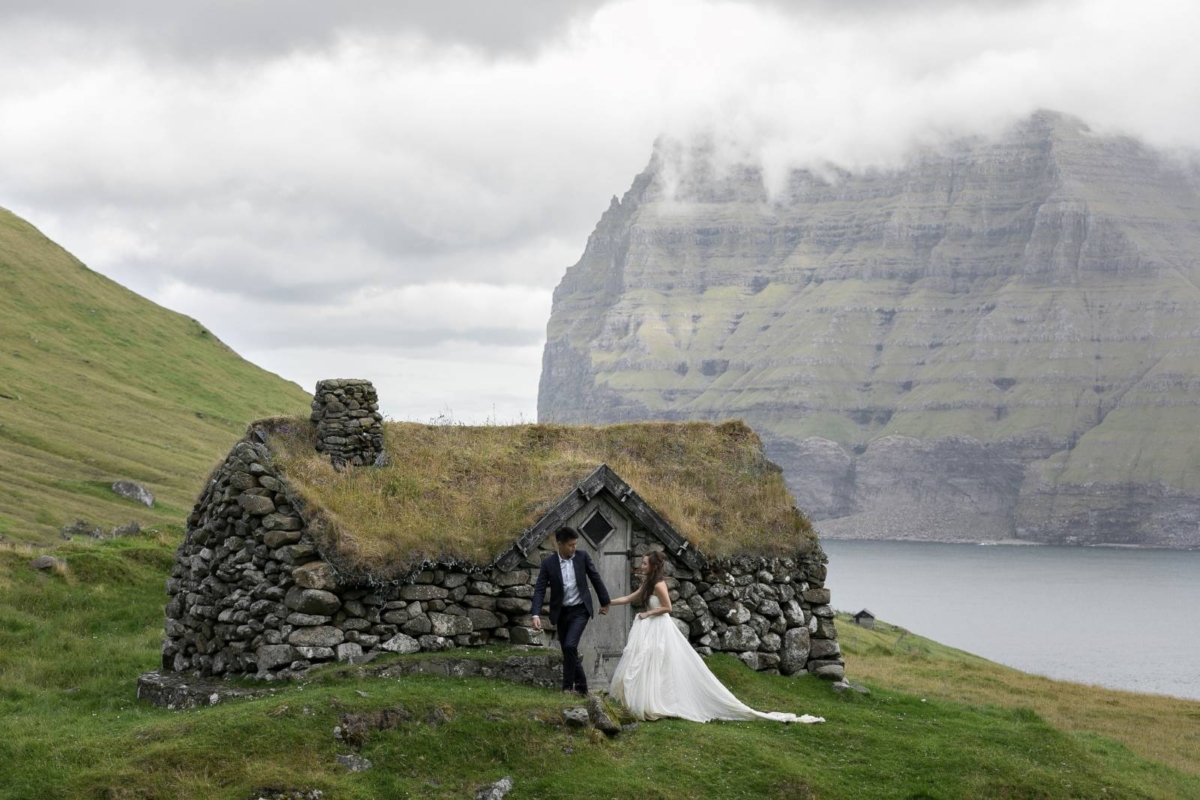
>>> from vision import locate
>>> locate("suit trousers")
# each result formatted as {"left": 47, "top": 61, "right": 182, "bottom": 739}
{"left": 557, "top": 603, "right": 590, "bottom": 693}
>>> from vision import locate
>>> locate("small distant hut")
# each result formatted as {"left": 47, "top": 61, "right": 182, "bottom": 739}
{"left": 160, "top": 379, "right": 844, "bottom": 683}
{"left": 853, "top": 609, "right": 876, "bottom": 629}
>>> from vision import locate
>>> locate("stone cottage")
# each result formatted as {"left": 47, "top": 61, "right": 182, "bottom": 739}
{"left": 161, "top": 380, "right": 844, "bottom": 683}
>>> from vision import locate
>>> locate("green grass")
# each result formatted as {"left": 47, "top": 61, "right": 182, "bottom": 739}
{"left": 1, "top": 533, "right": 1197, "bottom": 799}
{"left": 267, "top": 417, "right": 815, "bottom": 576}
{"left": 0, "top": 207, "right": 312, "bottom": 544}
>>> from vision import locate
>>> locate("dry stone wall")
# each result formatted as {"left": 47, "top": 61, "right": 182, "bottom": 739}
{"left": 310, "top": 379, "right": 384, "bottom": 467}
{"left": 630, "top": 529, "right": 842, "bottom": 679}
{"left": 164, "top": 435, "right": 840, "bottom": 681}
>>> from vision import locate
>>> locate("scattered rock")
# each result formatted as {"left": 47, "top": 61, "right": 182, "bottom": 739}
{"left": 250, "top": 789, "right": 324, "bottom": 800}
{"left": 334, "top": 706, "right": 410, "bottom": 748}
{"left": 135, "top": 671, "right": 273, "bottom": 710}
{"left": 59, "top": 519, "right": 102, "bottom": 540}
{"left": 562, "top": 707, "right": 589, "bottom": 728}
{"left": 427, "top": 705, "right": 454, "bottom": 728}
{"left": 29, "top": 555, "right": 61, "bottom": 571}
{"left": 807, "top": 659, "right": 846, "bottom": 681}
{"left": 335, "top": 753, "right": 372, "bottom": 773}
{"left": 475, "top": 776, "right": 514, "bottom": 800}
{"left": 111, "top": 480, "right": 155, "bottom": 508}
{"left": 110, "top": 520, "right": 141, "bottom": 538}
{"left": 586, "top": 696, "right": 621, "bottom": 737}
{"left": 831, "top": 680, "right": 870, "bottom": 695}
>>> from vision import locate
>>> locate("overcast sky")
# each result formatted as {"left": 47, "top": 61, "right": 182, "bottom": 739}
{"left": 2, "top": 0, "right": 1198, "bottom": 422}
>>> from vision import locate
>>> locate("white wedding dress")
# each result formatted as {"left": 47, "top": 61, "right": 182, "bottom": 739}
{"left": 607, "top": 596, "right": 825, "bottom": 724}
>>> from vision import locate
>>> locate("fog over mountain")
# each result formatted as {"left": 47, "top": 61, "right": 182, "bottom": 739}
{"left": 540, "top": 111, "right": 1200, "bottom": 547}
{"left": 0, "top": 0, "right": 1197, "bottom": 420}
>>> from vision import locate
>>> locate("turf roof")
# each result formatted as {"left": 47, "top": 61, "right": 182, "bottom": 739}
{"left": 258, "top": 417, "right": 817, "bottom": 580}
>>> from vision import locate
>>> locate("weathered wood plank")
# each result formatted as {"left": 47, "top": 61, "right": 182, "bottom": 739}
{"left": 502, "top": 463, "right": 707, "bottom": 573}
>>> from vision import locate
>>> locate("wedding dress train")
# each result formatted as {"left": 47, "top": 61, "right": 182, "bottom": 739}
{"left": 607, "top": 596, "right": 825, "bottom": 724}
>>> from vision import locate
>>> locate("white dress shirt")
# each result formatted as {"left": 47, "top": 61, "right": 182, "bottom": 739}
{"left": 559, "top": 554, "right": 583, "bottom": 607}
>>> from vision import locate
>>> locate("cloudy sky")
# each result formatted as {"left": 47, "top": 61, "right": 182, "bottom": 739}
{"left": 2, "top": 0, "right": 1198, "bottom": 422}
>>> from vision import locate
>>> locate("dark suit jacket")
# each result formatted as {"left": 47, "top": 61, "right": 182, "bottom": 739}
{"left": 530, "top": 550, "right": 611, "bottom": 626}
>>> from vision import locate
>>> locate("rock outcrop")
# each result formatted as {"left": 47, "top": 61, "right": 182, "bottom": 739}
{"left": 539, "top": 111, "right": 1200, "bottom": 547}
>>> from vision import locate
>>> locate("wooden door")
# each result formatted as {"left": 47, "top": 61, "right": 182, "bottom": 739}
{"left": 567, "top": 494, "right": 631, "bottom": 688}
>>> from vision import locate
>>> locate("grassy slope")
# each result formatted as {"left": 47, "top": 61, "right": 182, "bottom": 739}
{"left": 0, "top": 208, "right": 312, "bottom": 544}
{"left": 1, "top": 533, "right": 1197, "bottom": 799}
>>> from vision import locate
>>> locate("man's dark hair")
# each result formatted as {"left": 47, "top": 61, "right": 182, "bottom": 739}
{"left": 555, "top": 526, "right": 580, "bottom": 544}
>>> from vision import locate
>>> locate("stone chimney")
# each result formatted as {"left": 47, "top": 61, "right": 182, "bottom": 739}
{"left": 310, "top": 379, "right": 385, "bottom": 467}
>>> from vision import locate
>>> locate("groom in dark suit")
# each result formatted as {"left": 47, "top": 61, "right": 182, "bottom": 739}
{"left": 531, "top": 526, "right": 611, "bottom": 695}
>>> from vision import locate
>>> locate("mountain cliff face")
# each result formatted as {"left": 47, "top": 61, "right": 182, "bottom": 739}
{"left": 539, "top": 112, "right": 1200, "bottom": 547}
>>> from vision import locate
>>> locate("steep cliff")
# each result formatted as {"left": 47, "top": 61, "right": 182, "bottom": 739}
{"left": 539, "top": 111, "right": 1200, "bottom": 547}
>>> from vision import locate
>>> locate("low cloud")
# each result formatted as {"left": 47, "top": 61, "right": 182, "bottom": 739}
{"left": 1, "top": 0, "right": 1196, "bottom": 418}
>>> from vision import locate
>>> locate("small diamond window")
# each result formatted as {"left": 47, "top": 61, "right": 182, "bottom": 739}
{"left": 580, "top": 508, "right": 615, "bottom": 548}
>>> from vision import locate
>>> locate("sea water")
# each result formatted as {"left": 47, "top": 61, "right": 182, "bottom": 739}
{"left": 821, "top": 539, "right": 1200, "bottom": 700}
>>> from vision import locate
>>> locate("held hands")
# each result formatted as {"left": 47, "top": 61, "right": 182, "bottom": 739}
{"left": 599, "top": 605, "right": 610, "bottom": 615}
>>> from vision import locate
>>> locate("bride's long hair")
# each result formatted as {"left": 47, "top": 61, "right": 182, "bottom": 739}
{"left": 634, "top": 550, "right": 667, "bottom": 607}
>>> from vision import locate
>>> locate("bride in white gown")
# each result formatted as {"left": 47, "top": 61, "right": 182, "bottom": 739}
{"left": 607, "top": 551, "right": 824, "bottom": 724}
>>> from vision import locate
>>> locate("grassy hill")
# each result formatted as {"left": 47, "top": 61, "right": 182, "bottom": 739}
{"left": 0, "top": 207, "right": 311, "bottom": 543}
{"left": 1, "top": 532, "right": 1197, "bottom": 799}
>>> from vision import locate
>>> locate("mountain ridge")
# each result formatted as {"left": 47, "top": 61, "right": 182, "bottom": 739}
{"left": 539, "top": 111, "right": 1200, "bottom": 547}
{"left": 0, "top": 206, "right": 311, "bottom": 542}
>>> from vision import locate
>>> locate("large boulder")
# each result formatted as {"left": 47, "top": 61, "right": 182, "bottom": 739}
{"left": 809, "top": 639, "right": 842, "bottom": 660}
{"left": 111, "top": 480, "right": 155, "bottom": 508}
{"left": 466, "top": 608, "right": 504, "bottom": 629}
{"left": 720, "top": 625, "right": 760, "bottom": 652}
{"left": 429, "top": 612, "right": 473, "bottom": 637}
{"left": 801, "top": 587, "right": 832, "bottom": 605}
{"left": 284, "top": 587, "right": 341, "bottom": 615}
{"left": 262, "top": 529, "right": 303, "bottom": 548}
{"left": 292, "top": 561, "right": 335, "bottom": 591}
{"left": 287, "top": 626, "right": 345, "bottom": 648}
{"left": 263, "top": 513, "right": 302, "bottom": 532}
{"left": 254, "top": 644, "right": 299, "bottom": 670}
{"left": 336, "top": 643, "right": 364, "bottom": 662}
{"left": 238, "top": 494, "right": 276, "bottom": 516}
{"left": 807, "top": 659, "right": 846, "bottom": 681}
{"left": 509, "top": 626, "right": 544, "bottom": 646}
{"left": 780, "top": 627, "right": 811, "bottom": 675}
{"left": 724, "top": 602, "right": 751, "bottom": 625}
{"left": 29, "top": 555, "right": 60, "bottom": 571}
{"left": 380, "top": 633, "right": 421, "bottom": 654}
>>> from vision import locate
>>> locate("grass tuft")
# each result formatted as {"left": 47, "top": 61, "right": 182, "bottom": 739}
{"left": 0, "top": 533, "right": 1198, "bottom": 798}
{"left": 267, "top": 418, "right": 817, "bottom": 577}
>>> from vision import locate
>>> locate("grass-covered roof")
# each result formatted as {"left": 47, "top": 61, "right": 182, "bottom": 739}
{"left": 261, "top": 418, "right": 817, "bottom": 579}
